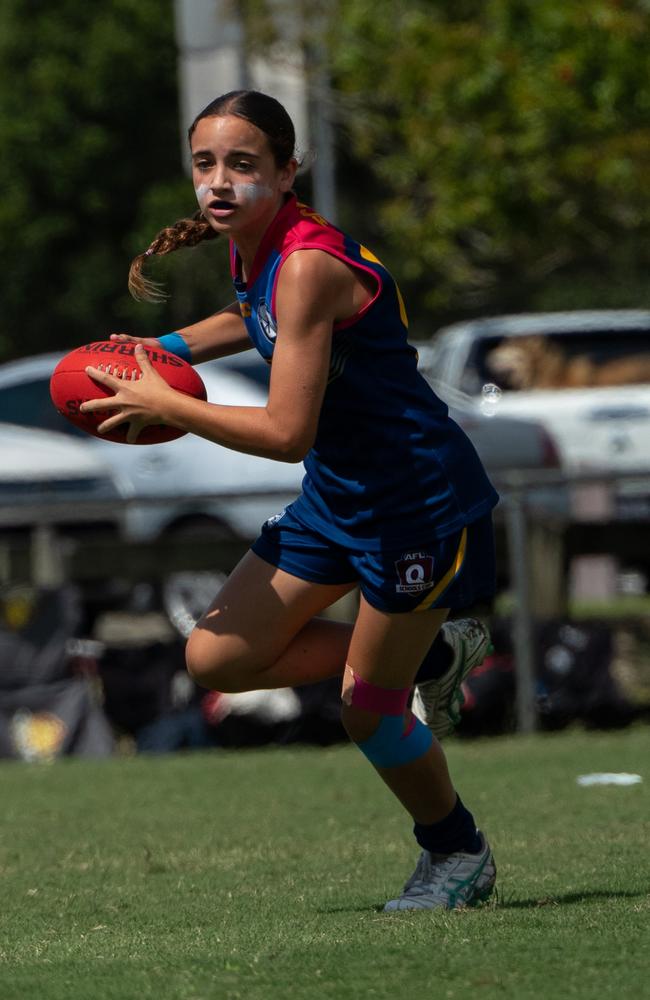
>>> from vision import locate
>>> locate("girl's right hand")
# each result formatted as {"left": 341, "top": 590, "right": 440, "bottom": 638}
{"left": 109, "top": 332, "right": 162, "bottom": 348}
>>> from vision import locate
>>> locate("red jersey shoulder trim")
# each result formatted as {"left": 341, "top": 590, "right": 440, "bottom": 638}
{"left": 232, "top": 194, "right": 385, "bottom": 330}
{"left": 270, "top": 241, "right": 383, "bottom": 331}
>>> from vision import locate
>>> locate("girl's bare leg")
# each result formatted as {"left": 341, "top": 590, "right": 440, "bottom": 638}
{"left": 186, "top": 550, "right": 356, "bottom": 692}
{"left": 341, "top": 596, "right": 455, "bottom": 825}
{"left": 187, "top": 553, "right": 461, "bottom": 828}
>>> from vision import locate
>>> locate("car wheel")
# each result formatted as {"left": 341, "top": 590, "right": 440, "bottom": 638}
{"left": 162, "top": 569, "right": 228, "bottom": 638}
{"left": 159, "top": 517, "right": 236, "bottom": 638}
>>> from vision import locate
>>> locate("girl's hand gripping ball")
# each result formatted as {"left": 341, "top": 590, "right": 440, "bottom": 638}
{"left": 49, "top": 340, "right": 206, "bottom": 444}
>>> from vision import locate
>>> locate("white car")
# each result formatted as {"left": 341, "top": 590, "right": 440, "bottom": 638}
{"left": 414, "top": 345, "right": 561, "bottom": 478}
{"left": 420, "top": 310, "right": 650, "bottom": 478}
{"left": 0, "top": 352, "right": 304, "bottom": 632}
{"left": 0, "top": 421, "right": 123, "bottom": 514}
{"left": 0, "top": 422, "right": 125, "bottom": 604}
{"left": 0, "top": 352, "right": 303, "bottom": 540}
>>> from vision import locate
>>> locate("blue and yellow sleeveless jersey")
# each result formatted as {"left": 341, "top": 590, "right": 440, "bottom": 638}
{"left": 230, "top": 194, "right": 498, "bottom": 552}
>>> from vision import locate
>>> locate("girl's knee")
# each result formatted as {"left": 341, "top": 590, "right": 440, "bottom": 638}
{"left": 185, "top": 628, "right": 271, "bottom": 693}
{"left": 340, "top": 701, "right": 380, "bottom": 744}
{"left": 340, "top": 667, "right": 411, "bottom": 744}
{"left": 185, "top": 630, "right": 238, "bottom": 691}
{"left": 185, "top": 632, "right": 214, "bottom": 688}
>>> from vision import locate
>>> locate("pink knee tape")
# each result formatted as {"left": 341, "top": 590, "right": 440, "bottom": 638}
{"left": 347, "top": 670, "right": 411, "bottom": 716}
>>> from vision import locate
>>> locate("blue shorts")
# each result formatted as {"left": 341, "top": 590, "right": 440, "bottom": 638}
{"left": 251, "top": 508, "right": 496, "bottom": 613}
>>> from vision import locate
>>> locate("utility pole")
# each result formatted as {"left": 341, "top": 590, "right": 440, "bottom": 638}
{"left": 307, "top": 9, "right": 337, "bottom": 222}
{"left": 174, "top": 0, "right": 248, "bottom": 167}
{"left": 173, "top": 0, "right": 336, "bottom": 222}
{"left": 173, "top": 0, "right": 308, "bottom": 174}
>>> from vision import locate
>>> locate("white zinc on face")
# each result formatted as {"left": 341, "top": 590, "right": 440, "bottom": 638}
{"left": 194, "top": 183, "right": 211, "bottom": 210}
{"left": 194, "top": 182, "right": 274, "bottom": 212}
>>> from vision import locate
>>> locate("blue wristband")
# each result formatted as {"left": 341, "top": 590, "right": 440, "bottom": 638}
{"left": 158, "top": 332, "right": 192, "bottom": 363}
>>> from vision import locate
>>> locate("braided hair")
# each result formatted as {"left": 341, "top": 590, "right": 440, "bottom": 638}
{"left": 128, "top": 212, "right": 217, "bottom": 302}
{"left": 128, "top": 90, "right": 296, "bottom": 302}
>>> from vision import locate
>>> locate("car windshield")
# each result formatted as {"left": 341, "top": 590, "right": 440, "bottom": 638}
{"left": 464, "top": 330, "right": 650, "bottom": 393}
{"left": 0, "top": 378, "right": 86, "bottom": 437}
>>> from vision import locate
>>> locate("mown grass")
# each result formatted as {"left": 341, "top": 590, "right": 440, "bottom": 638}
{"left": 1, "top": 726, "right": 649, "bottom": 999}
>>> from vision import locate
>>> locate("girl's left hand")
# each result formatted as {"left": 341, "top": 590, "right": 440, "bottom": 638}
{"left": 80, "top": 344, "right": 178, "bottom": 444}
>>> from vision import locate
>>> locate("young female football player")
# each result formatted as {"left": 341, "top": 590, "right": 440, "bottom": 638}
{"left": 81, "top": 90, "right": 499, "bottom": 910}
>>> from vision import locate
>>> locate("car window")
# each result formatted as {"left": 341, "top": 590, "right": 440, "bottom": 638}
{"left": 416, "top": 342, "right": 448, "bottom": 381}
{"left": 457, "top": 342, "right": 487, "bottom": 395}
{"left": 477, "top": 330, "right": 650, "bottom": 392}
{"left": 0, "top": 379, "right": 86, "bottom": 437}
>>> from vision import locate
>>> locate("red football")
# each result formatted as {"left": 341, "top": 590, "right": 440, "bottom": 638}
{"left": 49, "top": 340, "right": 207, "bottom": 444}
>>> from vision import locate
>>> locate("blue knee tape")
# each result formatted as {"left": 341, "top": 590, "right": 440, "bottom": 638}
{"left": 356, "top": 713, "right": 433, "bottom": 768}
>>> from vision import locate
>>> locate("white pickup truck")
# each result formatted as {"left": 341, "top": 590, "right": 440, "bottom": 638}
{"left": 419, "top": 310, "right": 650, "bottom": 481}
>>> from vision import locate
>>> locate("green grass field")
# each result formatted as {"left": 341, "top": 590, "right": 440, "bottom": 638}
{"left": 2, "top": 726, "right": 649, "bottom": 1000}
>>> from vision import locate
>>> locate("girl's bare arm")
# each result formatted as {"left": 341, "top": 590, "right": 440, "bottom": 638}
{"left": 84, "top": 252, "right": 367, "bottom": 454}
{"left": 110, "top": 302, "right": 251, "bottom": 364}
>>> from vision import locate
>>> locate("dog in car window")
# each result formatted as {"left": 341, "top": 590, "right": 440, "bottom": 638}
{"left": 486, "top": 335, "right": 650, "bottom": 390}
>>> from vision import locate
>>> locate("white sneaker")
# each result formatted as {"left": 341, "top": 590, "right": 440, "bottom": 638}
{"left": 383, "top": 832, "right": 496, "bottom": 912}
{"left": 412, "top": 618, "right": 491, "bottom": 740}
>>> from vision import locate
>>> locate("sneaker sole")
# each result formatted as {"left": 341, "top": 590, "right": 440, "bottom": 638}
{"left": 441, "top": 623, "right": 492, "bottom": 699}
{"left": 447, "top": 636, "right": 493, "bottom": 723}
{"left": 430, "top": 624, "right": 492, "bottom": 737}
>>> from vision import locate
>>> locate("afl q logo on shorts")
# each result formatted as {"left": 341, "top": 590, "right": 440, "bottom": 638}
{"left": 395, "top": 552, "right": 435, "bottom": 594}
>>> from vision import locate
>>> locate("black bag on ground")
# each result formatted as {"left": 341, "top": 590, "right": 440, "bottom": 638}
{"left": 0, "top": 584, "right": 113, "bottom": 760}
{"left": 536, "top": 620, "right": 636, "bottom": 730}
{"left": 0, "top": 585, "right": 82, "bottom": 689}
{"left": 458, "top": 617, "right": 637, "bottom": 736}
{"left": 0, "top": 677, "right": 114, "bottom": 760}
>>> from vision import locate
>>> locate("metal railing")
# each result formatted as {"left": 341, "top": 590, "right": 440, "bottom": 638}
{"left": 497, "top": 467, "right": 650, "bottom": 731}
{"left": 2, "top": 470, "right": 650, "bottom": 733}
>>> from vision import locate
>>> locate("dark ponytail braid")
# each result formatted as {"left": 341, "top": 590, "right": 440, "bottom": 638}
{"left": 128, "top": 210, "right": 217, "bottom": 302}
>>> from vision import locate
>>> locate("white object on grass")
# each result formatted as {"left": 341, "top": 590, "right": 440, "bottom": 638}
{"left": 576, "top": 773, "right": 642, "bottom": 787}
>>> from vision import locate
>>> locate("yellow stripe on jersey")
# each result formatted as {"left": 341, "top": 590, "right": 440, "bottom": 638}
{"left": 359, "top": 245, "right": 409, "bottom": 328}
{"left": 359, "top": 244, "right": 381, "bottom": 264}
{"left": 395, "top": 283, "right": 409, "bottom": 328}
{"left": 415, "top": 527, "right": 468, "bottom": 612}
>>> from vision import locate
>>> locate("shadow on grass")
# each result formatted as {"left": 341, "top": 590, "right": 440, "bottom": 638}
{"left": 496, "top": 887, "right": 650, "bottom": 909}
{"left": 317, "top": 904, "right": 383, "bottom": 915}
{"left": 318, "top": 887, "right": 650, "bottom": 915}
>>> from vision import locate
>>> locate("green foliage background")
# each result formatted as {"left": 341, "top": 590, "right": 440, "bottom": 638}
{"left": 0, "top": 0, "right": 649, "bottom": 360}
{"left": 330, "top": 0, "right": 650, "bottom": 331}
{"left": 0, "top": 0, "right": 231, "bottom": 361}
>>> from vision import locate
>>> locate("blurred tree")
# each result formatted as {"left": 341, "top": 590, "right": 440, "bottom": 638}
{"left": 3, "top": 0, "right": 649, "bottom": 361}
{"left": 329, "top": 0, "right": 650, "bottom": 329}
{"left": 0, "top": 0, "right": 232, "bottom": 361}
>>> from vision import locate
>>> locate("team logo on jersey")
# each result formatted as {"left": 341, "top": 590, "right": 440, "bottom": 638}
{"left": 264, "top": 510, "right": 285, "bottom": 529}
{"left": 395, "top": 552, "right": 435, "bottom": 594}
{"left": 257, "top": 299, "right": 277, "bottom": 343}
